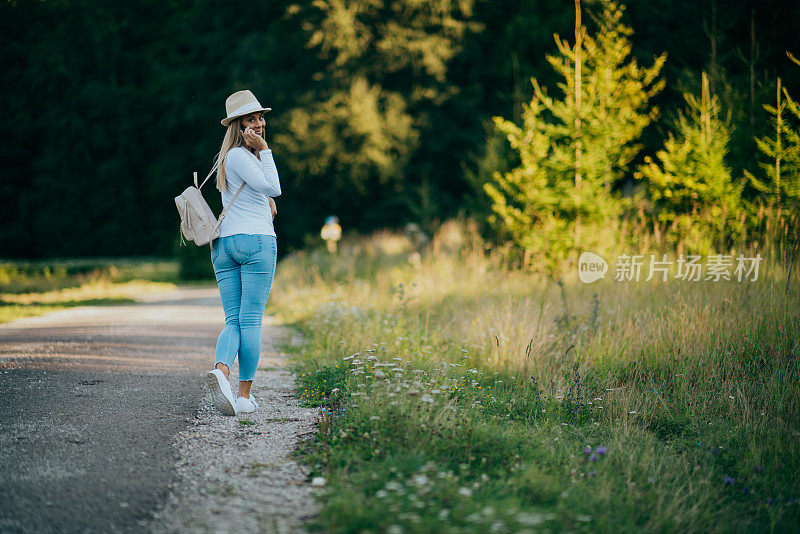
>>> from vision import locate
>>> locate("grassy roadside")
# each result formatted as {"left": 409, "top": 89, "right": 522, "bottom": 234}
{"left": 270, "top": 223, "right": 800, "bottom": 533}
{"left": 0, "top": 258, "right": 179, "bottom": 324}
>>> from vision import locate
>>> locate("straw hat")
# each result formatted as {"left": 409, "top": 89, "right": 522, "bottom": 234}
{"left": 220, "top": 90, "right": 272, "bottom": 126}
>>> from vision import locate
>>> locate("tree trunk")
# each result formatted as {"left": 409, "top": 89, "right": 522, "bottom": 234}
{"left": 574, "top": 0, "right": 582, "bottom": 190}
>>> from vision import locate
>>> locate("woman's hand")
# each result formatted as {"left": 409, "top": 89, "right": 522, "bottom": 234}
{"left": 242, "top": 127, "right": 269, "bottom": 151}
{"left": 269, "top": 197, "right": 277, "bottom": 219}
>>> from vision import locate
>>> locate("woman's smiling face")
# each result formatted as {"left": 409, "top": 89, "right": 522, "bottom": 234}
{"left": 240, "top": 112, "right": 265, "bottom": 136}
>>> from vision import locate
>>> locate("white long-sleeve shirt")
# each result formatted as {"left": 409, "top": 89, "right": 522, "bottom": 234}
{"left": 218, "top": 146, "right": 281, "bottom": 238}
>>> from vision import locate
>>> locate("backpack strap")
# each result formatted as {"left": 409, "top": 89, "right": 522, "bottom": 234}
{"left": 196, "top": 151, "right": 246, "bottom": 242}
{"left": 198, "top": 156, "right": 222, "bottom": 189}
{"left": 214, "top": 182, "right": 246, "bottom": 231}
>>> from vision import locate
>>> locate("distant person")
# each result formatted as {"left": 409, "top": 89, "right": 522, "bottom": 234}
{"left": 321, "top": 216, "right": 342, "bottom": 252}
{"left": 205, "top": 90, "right": 281, "bottom": 416}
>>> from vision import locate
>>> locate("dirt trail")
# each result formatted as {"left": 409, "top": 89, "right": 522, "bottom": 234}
{"left": 0, "top": 287, "right": 320, "bottom": 534}
{"left": 149, "top": 328, "right": 321, "bottom": 534}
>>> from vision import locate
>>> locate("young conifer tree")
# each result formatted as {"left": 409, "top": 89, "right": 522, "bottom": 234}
{"left": 636, "top": 72, "right": 744, "bottom": 254}
{"left": 745, "top": 77, "right": 800, "bottom": 218}
{"left": 485, "top": 0, "right": 665, "bottom": 274}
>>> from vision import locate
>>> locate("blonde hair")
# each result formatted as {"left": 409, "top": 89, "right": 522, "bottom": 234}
{"left": 215, "top": 117, "right": 247, "bottom": 192}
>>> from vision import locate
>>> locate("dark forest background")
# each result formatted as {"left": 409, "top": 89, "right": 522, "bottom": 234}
{"left": 1, "top": 0, "right": 798, "bottom": 260}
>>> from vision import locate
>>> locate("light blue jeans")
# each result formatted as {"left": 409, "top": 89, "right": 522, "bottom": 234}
{"left": 211, "top": 234, "right": 277, "bottom": 382}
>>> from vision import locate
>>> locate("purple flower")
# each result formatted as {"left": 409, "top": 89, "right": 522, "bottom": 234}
{"left": 584, "top": 446, "right": 592, "bottom": 454}
{"left": 587, "top": 471, "right": 596, "bottom": 477}
{"left": 712, "top": 447, "right": 720, "bottom": 455}
{"left": 724, "top": 475, "right": 735, "bottom": 485}
{"left": 589, "top": 454, "right": 598, "bottom": 462}
{"left": 742, "top": 486, "right": 749, "bottom": 494}
{"left": 596, "top": 446, "right": 608, "bottom": 455}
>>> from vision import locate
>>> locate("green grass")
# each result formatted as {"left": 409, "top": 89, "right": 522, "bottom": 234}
{"left": 271, "top": 222, "right": 800, "bottom": 533}
{"left": 0, "top": 258, "right": 179, "bottom": 324}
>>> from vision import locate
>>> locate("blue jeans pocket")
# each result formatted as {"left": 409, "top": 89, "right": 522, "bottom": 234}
{"left": 232, "top": 234, "right": 263, "bottom": 256}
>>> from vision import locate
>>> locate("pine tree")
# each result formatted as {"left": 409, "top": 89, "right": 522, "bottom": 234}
{"left": 484, "top": 98, "right": 570, "bottom": 273}
{"left": 636, "top": 72, "right": 744, "bottom": 253}
{"left": 485, "top": 0, "right": 665, "bottom": 273}
{"left": 745, "top": 77, "right": 800, "bottom": 216}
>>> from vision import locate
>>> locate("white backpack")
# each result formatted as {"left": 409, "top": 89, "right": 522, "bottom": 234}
{"left": 175, "top": 158, "right": 244, "bottom": 248}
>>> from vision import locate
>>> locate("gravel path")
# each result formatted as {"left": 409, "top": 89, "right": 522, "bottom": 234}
{"left": 0, "top": 287, "right": 320, "bottom": 534}
{"left": 148, "top": 329, "right": 321, "bottom": 534}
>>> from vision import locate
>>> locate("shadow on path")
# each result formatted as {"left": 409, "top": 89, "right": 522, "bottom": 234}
{"left": 0, "top": 287, "right": 227, "bottom": 533}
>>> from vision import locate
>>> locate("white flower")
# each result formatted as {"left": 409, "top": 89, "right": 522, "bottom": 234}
{"left": 458, "top": 487, "right": 472, "bottom": 497}
{"left": 516, "top": 513, "right": 543, "bottom": 526}
{"left": 411, "top": 474, "right": 429, "bottom": 486}
{"left": 311, "top": 476, "right": 326, "bottom": 487}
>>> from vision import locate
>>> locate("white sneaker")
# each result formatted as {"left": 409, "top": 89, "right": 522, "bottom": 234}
{"left": 235, "top": 395, "right": 259, "bottom": 413}
{"left": 205, "top": 369, "right": 237, "bottom": 416}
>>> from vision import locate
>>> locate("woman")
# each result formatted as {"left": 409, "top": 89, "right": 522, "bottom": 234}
{"left": 205, "top": 89, "right": 281, "bottom": 416}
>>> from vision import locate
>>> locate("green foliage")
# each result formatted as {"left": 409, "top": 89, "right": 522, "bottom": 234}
{"left": 175, "top": 241, "right": 215, "bottom": 281}
{"left": 276, "top": 227, "right": 800, "bottom": 533}
{"left": 485, "top": 1, "right": 665, "bottom": 274}
{"left": 2, "top": 0, "right": 800, "bottom": 260}
{"left": 745, "top": 78, "right": 800, "bottom": 213}
{"left": 636, "top": 73, "right": 744, "bottom": 254}
{"left": 275, "top": 0, "right": 482, "bottom": 236}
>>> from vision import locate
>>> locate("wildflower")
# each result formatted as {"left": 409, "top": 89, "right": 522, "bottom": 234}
{"left": 724, "top": 475, "right": 735, "bottom": 485}
{"left": 516, "top": 512, "right": 544, "bottom": 526}
{"left": 458, "top": 487, "right": 472, "bottom": 497}
{"left": 584, "top": 446, "right": 592, "bottom": 454}
{"left": 743, "top": 487, "right": 750, "bottom": 494}
{"left": 589, "top": 455, "right": 597, "bottom": 462}
{"left": 766, "top": 498, "right": 774, "bottom": 506}
{"left": 411, "top": 474, "right": 429, "bottom": 486}
{"left": 596, "top": 446, "right": 607, "bottom": 455}
{"left": 712, "top": 447, "right": 720, "bottom": 455}
{"left": 588, "top": 471, "right": 596, "bottom": 477}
